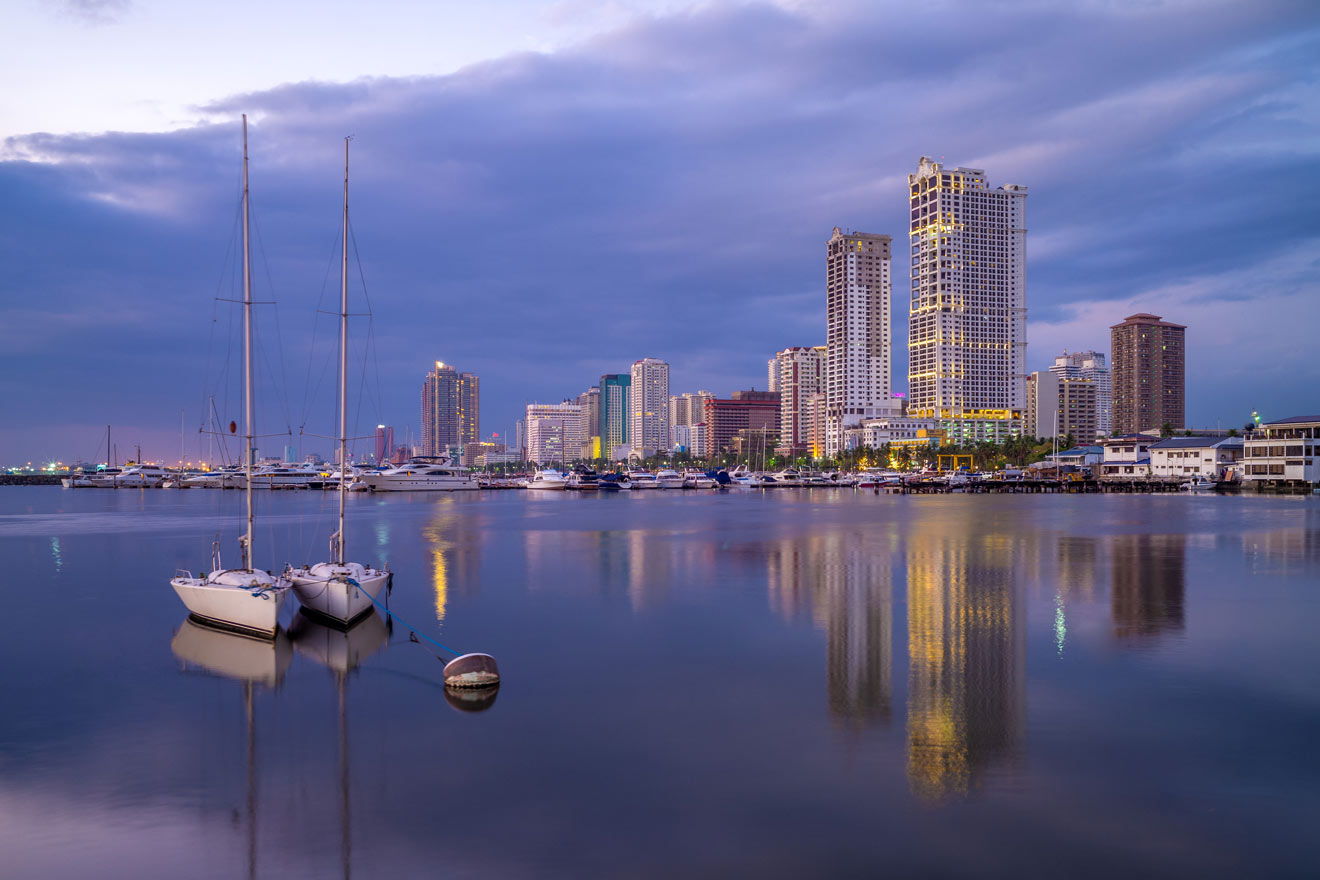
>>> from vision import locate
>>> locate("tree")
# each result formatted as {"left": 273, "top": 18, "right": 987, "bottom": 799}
{"left": 1160, "top": 422, "right": 1174, "bottom": 439}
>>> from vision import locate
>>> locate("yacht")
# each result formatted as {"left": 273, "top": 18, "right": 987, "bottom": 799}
{"left": 598, "top": 472, "right": 630, "bottom": 491}
{"left": 181, "top": 466, "right": 244, "bottom": 488}
{"left": 90, "top": 464, "right": 168, "bottom": 488}
{"left": 628, "top": 469, "right": 660, "bottom": 489}
{"left": 250, "top": 462, "right": 322, "bottom": 489}
{"left": 726, "top": 465, "right": 757, "bottom": 488}
{"left": 170, "top": 115, "right": 293, "bottom": 638}
{"left": 1180, "top": 477, "right": 1217, "bottom": 492}
{"left": 684, "top": 471, "right": 718, "bottom": 489}
{"left": 770, "top": 468, "right": 805, "bottom": 487}
{"left": 566, "top": 466, "right": 600, "bottom": 490}
{"left": 363, "top": 457, "right": 478, "bottom": 491}
{"left": 527, "top": 468, "right": 568, "bottom": 490}
{"left": 287, "top": 137, "right": 391, "bottom": 628}
{"left": 655, "top": 468, "right": 685, "bottom": 489}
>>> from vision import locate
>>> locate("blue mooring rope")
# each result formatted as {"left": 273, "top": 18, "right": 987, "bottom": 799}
{"left": 350, "top": 578, "right": 467, "bottom": 659}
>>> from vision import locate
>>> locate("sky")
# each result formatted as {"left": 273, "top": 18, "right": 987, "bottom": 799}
{"left": 2, "top": 0, "right": 1318, "bottom": 465}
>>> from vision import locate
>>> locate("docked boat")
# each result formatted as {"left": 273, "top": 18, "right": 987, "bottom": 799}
{"left": 684, "top": 471, "right": 718, "bottom": 489}
{"left": 769, "top": 468, "right": 804, "bottom": 487}
{"left": 363, "top": 457, "right": 478, "bottom": 491}
{"left": 181, "top": 466, "right": 244, "bottom": 488}
{"left": 90, "top": 463, "right": 168, "bottom": 488}
{"left": 527, "top": 468, "right": 568, "bottom": 490}
{"left": 655, "top": 468, "right": 685, "bottom": 489}
{"left": 1180, "top": 477, "right": 1217, "bottom": 492}
{"left": 250, "top": 461, "right": 322, "bottom": 489}
{"left": 567, "top": 466, "right": 600, "bottom": 490}
{"left": 170, "top": 116, "right": 293, "bottom": 639}
{"left": 598, "top": 472, "right": 630, "bottom": 490}
{"left": 628, "top": 469, "right": 660, "bottom": 489}
{"left": 726, "top": 465, "right": 757, "bottom": 488}
{"left": 288, "top": 137, "right": 391, "bottom": 628}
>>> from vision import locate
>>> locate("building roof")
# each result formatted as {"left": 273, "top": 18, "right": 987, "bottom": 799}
{"left": 1110, "top": 313, "right": 1186, "bottom": 330}
{"left": 1151, "top": 436, "right": 1243, "bottom": 450}
{"left": 1057, "top": 446, "right": 1103, "bottom": 457}
{"left": 1261, "top": 414, "right": 1320, "bottom": 426}
{"left": 1101, "top": 434, "right": 1151, "bottom": 444}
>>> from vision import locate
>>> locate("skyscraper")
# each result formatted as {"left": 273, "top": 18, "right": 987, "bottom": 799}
{"left": 576, "top": 386, "right": 601, "bottom": 457}
{"left": 600, "top": 373, "right": 631, "bottom": 459}
{"left": 826, "top": 228, "right": 897, "bottom": 455}
{"left": 1050, "top": 351, "right": 1111, "bottom": 436}
{"left": 524, "top": 402, "right": 583, "bottom": 465}
{"left": 669, "top": 390, "right": 714, "bottom": 448}
{"left": 1110, "top": 313, "right": 1185, "bottom": 435}
{"left": 373, "top": 425, "right": 394, "bottom": 464}
{"left": 773, "top": 346, "right": 827, "bottom": 456}
{"left": 421, "top": 361, "right": 479, "bottom": 458}
{"left": 907, "top": 157, "right": 1027, "bottom": 442}
{"left": 1027, "top": 371, "right": 1099, "bottom": 442}
{"left": 629, "top": 358, "right": 670, "bottom": 459}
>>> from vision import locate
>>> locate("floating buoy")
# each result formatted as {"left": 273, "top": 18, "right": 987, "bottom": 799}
{"left": 442, "top": 652, "right": 500, "bottom": 689}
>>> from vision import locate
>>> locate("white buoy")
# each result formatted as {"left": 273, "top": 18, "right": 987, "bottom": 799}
{"left": 442, "top": 652, "right": 500, "bottom": 689}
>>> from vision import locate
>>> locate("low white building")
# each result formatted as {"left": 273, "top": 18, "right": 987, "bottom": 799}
{"left": 1242, "top": 415, "right": 1320, "bottom": 487}
{"left": 1099, "top": 434, "right": 1153, "bottom": 479}
{"left": 1052, "top": 445, "right": 1103, "bottom": 469}
{"left": 1149, "top": 436, "right": 1243, "bottom": 481}
{"left": 858, "top": 416, "right": 940, "bottom": 448}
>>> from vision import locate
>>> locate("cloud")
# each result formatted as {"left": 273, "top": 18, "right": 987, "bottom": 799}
{"left": 57, "top": 0, "right": 131, "bottom": 26}
{"left": 2, "top": 0, "right": 1319, "bottom": 462}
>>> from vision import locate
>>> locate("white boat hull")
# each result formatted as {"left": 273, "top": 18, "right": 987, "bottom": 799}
{"left": 288, "top": 562, "right": 389, "bottom": 625}
{"left": 364, "top": 476, "right": 478, "bottom": 491}
{"left": 171, "top": 569, "right": 291, "bottom": 638}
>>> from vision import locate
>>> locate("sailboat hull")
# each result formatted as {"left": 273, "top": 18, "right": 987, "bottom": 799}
{"left": 171, "top": 570, "right": 290, "bottom": 638}
{"left": 289, "top": 563, "right": 389, "bottom": 626}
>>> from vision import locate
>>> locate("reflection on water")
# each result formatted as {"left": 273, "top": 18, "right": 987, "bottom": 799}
{"left": 905, "top": 527, "right": 1025, "bottom": 801}
{"left": 1110, "top": 534, "right": 1186, "bottom": 640}
{"left": 420, "top": 500, "right": 482, "bottom": 623}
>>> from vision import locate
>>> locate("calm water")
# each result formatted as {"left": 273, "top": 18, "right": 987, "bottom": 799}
{"left": 1, "top": 487, "right": 1317, "bottom": 878}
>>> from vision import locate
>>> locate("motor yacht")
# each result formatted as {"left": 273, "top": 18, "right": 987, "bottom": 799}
{"left": 628, "top": 469, "right": 660, "bottom": 489}
{"left": 527, "top": 469, "right": 568, "bottom": 490}
{"left": 598, "top": 473, "right": 630, "bottom": 491}
{"left": 250, "top": 462, "right": 322, "bottom": 489}
{"left": 655, "top": 468, "right": 685, "bottom": 489}
{"left": 567, "top": 466, "right": 600, "bottom": 490}
{"left": 363, "top": 457, "right": 478, "bottom": 491}
{"left": 90, "top": 464, "right": 168, "bottom": 488}
{"left": 770, "top": 468, "right": 805, "bottom": 487}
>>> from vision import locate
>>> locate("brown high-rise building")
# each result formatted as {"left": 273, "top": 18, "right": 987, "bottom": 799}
{"left": 421, "top": 361, "right": 479, "bottom": 458}
{"left": 1110, "top": 314, "right": 1185, "bottom": 435}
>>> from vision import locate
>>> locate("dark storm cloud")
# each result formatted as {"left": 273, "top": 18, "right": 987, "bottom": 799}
{"left": 3, "top": 0, "right": 1318, "bottom": 461}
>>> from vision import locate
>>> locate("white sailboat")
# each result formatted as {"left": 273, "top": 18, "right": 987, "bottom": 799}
{"left": 171, "top": 115, "right": 293, "bottom": 638}
{"left": 287, "top": 136, "right": 390, "bottom": 627}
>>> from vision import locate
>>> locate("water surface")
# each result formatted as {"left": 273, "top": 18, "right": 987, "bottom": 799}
{"left": 1, "top": 487, "right": 1316, "bottom": 878}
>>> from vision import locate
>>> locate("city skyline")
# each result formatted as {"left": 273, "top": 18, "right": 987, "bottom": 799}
{"left": 3, "top": 1, "right": 1318, "bottom": 463}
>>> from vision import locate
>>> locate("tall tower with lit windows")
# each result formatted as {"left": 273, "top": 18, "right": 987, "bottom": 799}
{"left": 907, "top": 157, "right": 1027, "bottom": 442}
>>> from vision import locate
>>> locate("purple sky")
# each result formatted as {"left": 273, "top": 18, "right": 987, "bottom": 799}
{"left": 2, "top": 1, "right": 1318, "bottom": 464}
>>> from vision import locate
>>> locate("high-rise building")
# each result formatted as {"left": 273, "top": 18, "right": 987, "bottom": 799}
{"left": 600, "top": 373, "right": 631, "bottom": 458}
{"left": 421, "top": 361, "right": 479, "bottom": 458}
{"left": 767, "top": 358, "right": 778, "bottom": 393}
{"left": 907, "top": 157, "right": 1027, "bottom": 443}
{"left": 629, "top": 358, "right": 670, "bottom": 459}
{"left": 669, "top": 390, "right": 714, "bottom": 448}
{"left": 524, "top": 402, "right": 583, "bottom": 465}
{"left": 1110, "top": 313, "right": 1185, "bottom": 436}
{"left": 702, "top": 391, "right": 780, "bottom": 454}
{"left": 1027, "top": 371, "right": 1099, "bottom": 442}
{"left": 1050, "top": 351, "right": 1111, "bottom": 436}
{"left": 773, "top": 346, "right": 827, "bottom": 456}
{"left": 373, "top": 425, "right": 394, "bottom": 464}
{"left": 826, "top": 228, "right": 897, "bottom": 456}
{"left": 576, "top": 386, "right": 602, "bottom": 458}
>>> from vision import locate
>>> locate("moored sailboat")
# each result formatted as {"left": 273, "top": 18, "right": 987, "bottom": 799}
{"left": 287, "top": 136, "right": 389, "bottom": 627}
{"left": 171, "top": 115, "right": 293, "bottom": 638}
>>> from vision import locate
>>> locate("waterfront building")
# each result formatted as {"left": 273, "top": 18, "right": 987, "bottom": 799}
{"left": 600, "top": 373, "right": 631, "bottom": 456}
{"left": 1111, "top": 314, "right": 1185, "bottom": 436}
{"left": 1149, "top": 436, "right": 1243, "bottom": 482}
{"left": 1241, "top": 415, "right": 1320, "bottom": 489}
{"left": 629, "top": 358, "right": 670, "bottom": 459}
{"left": 514, "top": 419, "right": 525, "bottom": 461}
{"left": 773, "top": 346, "right": 827, "bottom": 457}
{"left": 703, "top": 391, "right": 780, "bottom": 455}
{"left": 421, "top": 361, "right": 479, "bottom": 458}
{"left": 1098, "top": 434, "right": 1154, "bottom": 480}
{"left": 857, "top": 416, "right": 943, "bottom": 453}
{"left": 907, "top": 157, "right": 1027, "bottom": 443}
{"left": 577, "top": 386, "right": 602, "bottom": 459}
{"left": 804, "top": 392, "right": 828, "bottom": 460}
{"left": 826, "top": 228, "right": 898, "bottom": 456}
{"left": 1027, "top": 371, "right": 1099, "bottom": 442}
{"left": 373, "top": 425, "right": 394, "bottom": 464}
{"left": 767, "top": 358, "right": 778, "bottom": 393}
{"left": 1051, "top": 351, "right": 1111, "bottom": 436}
{"left": 669, "top": 390, "right": 714, "bottom": 448}
{"left": 462, "top": 440, "right": 506, "bottom": 468}
{"left": 524, "top": 402, "right": 583, "bottom": 465}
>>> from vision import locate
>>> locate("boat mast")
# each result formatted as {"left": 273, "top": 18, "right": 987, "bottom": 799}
{"left": 336, "top": 136, "right": 349, "bottom": 565}
{"left": 241, "top": 114, "right": 255, "bottom": 569}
